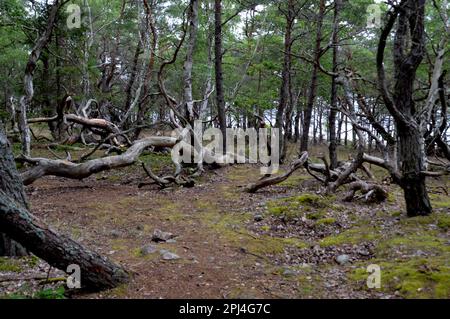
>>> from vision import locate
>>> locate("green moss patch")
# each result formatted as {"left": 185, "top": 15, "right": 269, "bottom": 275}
{"left": 429, "top": 193, "right": 450, "bottom": 209}
{"left": 196, "top": 199, "right": 306, "bottom": 256}
{"left": 0, "top": 257, "right": 22, "bottom": 272}
{"left": 320, "top": 225, "right": 380, "bottom": 247}
{"left": 351, "top": 257, "right": 450, "bottom": 298}
{"left": 266, "top": 193, "right": 332, "bottom": 221}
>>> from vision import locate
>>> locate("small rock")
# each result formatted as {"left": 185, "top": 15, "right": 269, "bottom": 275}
{"left": 161, "top": 251, "right": 180, "bottom": 260}
{"left": 140, "top": 244, "right": 158, "bottom": 256}
{"left": 110, "top": 230, "right": 121, "bottom": 238}
{"left": 166, "top": 239, "right": 177, "bottom": 243}
{"left": 152, "top": 229, "right": 175, "bottom": 242}
{"left": 415, "top": 250, "right": 426, "bottom": 256}
{"left": 336, "top": 254, "right": 350, "bottom": 265}
{"left": 358, "top": 249, "right": 371, "bottom": 256}
{"left": 282, "top": 268, "right": 297, "bottom": 277}
{"left": 254, "top": 214, "right": 263, "bottom": 222}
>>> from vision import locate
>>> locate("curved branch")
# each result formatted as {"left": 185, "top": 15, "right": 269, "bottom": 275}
{"left": 19, "top": 136, "right": 180, "bottom": 185}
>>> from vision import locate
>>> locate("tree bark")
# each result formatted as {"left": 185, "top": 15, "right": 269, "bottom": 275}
{"left": 328, "top": 0, "right": 341, "bottom": 169}
{"left": 0, "top": 121, "right": 28, "bottom": 256}
{"left": 300, "top": 0, "right": 325, "bottom": 152}
{"left": 20, "top": 135, "right": 179, "bottom": 185}
{"left": 377, "top": 0, "right": 431, "bottom": 216}
{"left": 276, "top": 0, "right": 295, "bottom": 162}
{"left": 183, "top": 0, "right": 199, "bottom": 126}
{"left": 18, "top": 1, "right": 61, "bottom": 157}
{"left": 214, "top": 0, "right": 227, "bottom": 151}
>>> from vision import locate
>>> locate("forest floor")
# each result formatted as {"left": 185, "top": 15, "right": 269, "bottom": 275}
{"left": 0, "top": 142, "right": 449, "bottom": 299}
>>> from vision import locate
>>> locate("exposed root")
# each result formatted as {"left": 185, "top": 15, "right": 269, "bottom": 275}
{"left": 140, "top": 162, "right": 195, "bottom": 188}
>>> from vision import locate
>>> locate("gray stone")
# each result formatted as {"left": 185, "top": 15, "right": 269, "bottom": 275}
{"left": 282, "top": 268, "right": 297, "bottom": 277}
{"left": 140, "top": 244, "right": 158, "bottom": 256}
{"left": 358, "top": 249, "right": 371, "bottom": 256}
{"left": 152, "top": 229, "right": 175, "bottom": 242}
{"left": 336, "top": 254, "right": 350, "bottom": 265}
{"left": 254, "top": 214, "right": 264, "bottom": 222}
{"left": 161, "top": 251, "right": 180, "bottom": 260}
{"left": 110, "top": 230, "right": 121, "bottom": 238}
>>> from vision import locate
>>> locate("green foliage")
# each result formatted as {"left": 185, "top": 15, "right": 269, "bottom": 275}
{"left": 33, "top": 287, "right": 66, "bottom": 299}
{"left": 1, "top": 287, "right": 66, "bottom": 299}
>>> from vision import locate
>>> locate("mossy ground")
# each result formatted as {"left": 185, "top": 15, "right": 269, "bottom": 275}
{"left": 0, "top": 258, "right": 22, "bottom": 272}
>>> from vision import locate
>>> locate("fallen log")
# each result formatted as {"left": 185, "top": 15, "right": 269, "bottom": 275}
{"left": 245, "top": 152, "right": 309, "bottom": 193}
{"left": 342, "top": 181, "right": 388, "bottom": 203}
{"left": 20, "top": 136, "right": 179, "bottom": 185}
{"left": 0, "top": 194, "right": 130, "bottom": 291}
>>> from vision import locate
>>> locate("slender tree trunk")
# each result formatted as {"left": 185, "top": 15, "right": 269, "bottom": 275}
{"left": 183, "top": 0, "right": 199, "bottom": 126}
{"left": 199, "top": 1, "right": 215, "bottom": 121}
{"left": 300, "top": 0, "right": 325, "bottom": 152}
{"left": 214, "top": 0, "right": 226, "bottom": 151}
{"left": 19, "top": 1, "right": 61, "bottom": 157}
{"left": 276, "top": 0, "right": 295, "bottom": 161}
{"left": 328, "top": 0, "right": 341, "bottom": 169}
{"left": 134, "top": 0, "right": 158, "bottom": 139}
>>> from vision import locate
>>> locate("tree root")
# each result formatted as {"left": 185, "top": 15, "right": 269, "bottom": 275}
{"left": 140, "top": 162, "right": 195, "bottom": 188}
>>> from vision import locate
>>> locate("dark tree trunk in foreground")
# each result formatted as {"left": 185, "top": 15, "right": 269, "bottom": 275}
{"left": 377, "top": 0, "right": 431, "bottom": 216}
{"left": 19, "top": 1, "right": 62, "bottom": 157}
{"left": 0, "top": 123, "right": 129, "bottom": 290}
{"left": 0, "top": 120, "right": 28, "bottom": 256}
{"left": 301, "top": 0, "right": 326, "bottom": 152}
{"left": 215, "top": 0, "right": 227, "bottom": 151}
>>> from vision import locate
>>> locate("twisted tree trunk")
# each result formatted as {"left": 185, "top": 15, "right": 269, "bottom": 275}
{"left": 377, "top": 0, "right": 431, "bottom": 216}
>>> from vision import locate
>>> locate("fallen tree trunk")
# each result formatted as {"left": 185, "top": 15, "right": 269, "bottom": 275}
{"left": 1, "top": 123, "right": 129, "bottom": 291}
{"left": 20, "top": 136, "right": 179, "bottom": 185}
{"left": 0, "top": 194, "right": 130, "bottom": 291}
{"left": 342, "top": 181, "right": 388, "bottom": 203}
{"left": 245, "top": 152, "right": 309, "bottom": 193}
